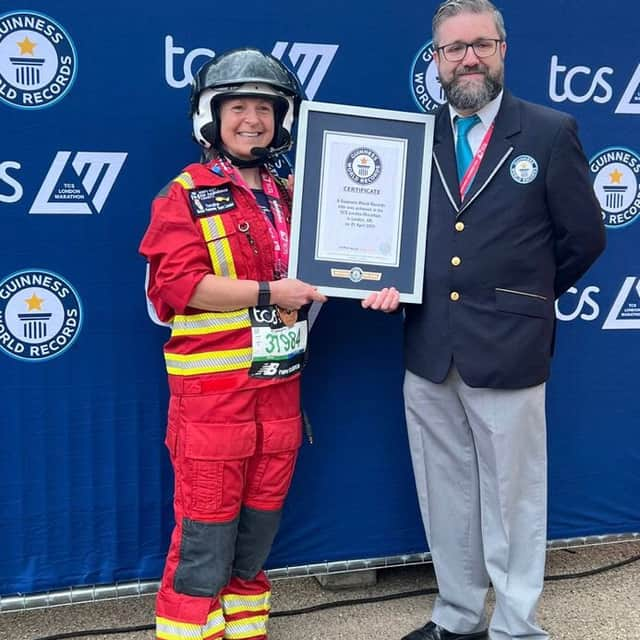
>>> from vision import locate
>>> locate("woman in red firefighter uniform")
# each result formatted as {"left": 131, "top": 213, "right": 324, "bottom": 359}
{"left": 140, "top": 48, "right": 326, "bottom": 640}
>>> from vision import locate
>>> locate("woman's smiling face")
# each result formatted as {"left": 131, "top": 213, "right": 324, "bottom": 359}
{"left": 218, "top": 97, "right": 275, "bottom": 160}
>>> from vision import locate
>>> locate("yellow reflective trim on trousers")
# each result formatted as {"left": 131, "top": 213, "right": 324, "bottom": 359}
{"left": 221, "top": 591, "right": 271, "bottom": 616}
{"left": 171, "top": 310, "right": 251, "bottom": 336}
{"left": 165, "top": 348, "right": 252, "bottom": 376}
{"left": 200, "top": 216, "right": 238, "bottom": 279}
{"left": 174, "top": 172, "right": 195, "bottom": 190}
{"left": 224, "top": 614, "right": 268, "bottom": 640}
{"left": 156, "top": 607, "right": 225, "bottom": 639}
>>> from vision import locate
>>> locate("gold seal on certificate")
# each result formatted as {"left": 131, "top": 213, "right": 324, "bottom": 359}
{"left": 288, "top": 101, "right": 435, "bottom": 303}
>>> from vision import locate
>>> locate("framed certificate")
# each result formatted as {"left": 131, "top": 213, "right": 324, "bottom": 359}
{"left": 288, "top": 101, "right": 435, "bottom": 303}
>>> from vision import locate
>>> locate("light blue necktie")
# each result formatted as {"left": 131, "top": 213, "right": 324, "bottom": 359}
{"left": 455, "top": 114, "right": 481, "bottom": 183}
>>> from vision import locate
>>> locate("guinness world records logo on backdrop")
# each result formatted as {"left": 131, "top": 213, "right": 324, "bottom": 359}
{"left": 590, "top": 147, "right": 640, "bottom": 229}
{"left": 0, "top": 269, "right": 83, "bottom": 362}
{"left": 410, "top": 40, "right": 445, "bottom": 113}
{"left": 0, "top": 10, "right": 77, "bottom": 109}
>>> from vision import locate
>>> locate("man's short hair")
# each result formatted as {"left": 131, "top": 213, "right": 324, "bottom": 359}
{"left": 432, "top": 0, "right": 507, "bottom": 47}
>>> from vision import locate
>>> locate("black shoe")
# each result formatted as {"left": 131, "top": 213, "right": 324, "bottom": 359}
{"left": 401, "top": 621, "right": 488, "bottom": 640}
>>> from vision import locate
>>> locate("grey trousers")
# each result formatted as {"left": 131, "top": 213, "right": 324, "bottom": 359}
{"left": 404, "top": 367, "right": 549, "bottom": 640}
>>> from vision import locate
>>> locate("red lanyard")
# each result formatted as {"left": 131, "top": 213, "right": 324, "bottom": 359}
{"left": 214, "top": 159, "right": 290, "bottom": 279}
{"left": 259, "top": 169, "right": 290, "bottom": 279}
{"left": 459, "top": 121, "right": 495, "bottom": 201}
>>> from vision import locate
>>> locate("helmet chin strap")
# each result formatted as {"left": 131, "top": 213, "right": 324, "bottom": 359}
{"left": 219, "top": 147, "right": 267, "bottom": 169}
{"left": 218, "top": 136, "right": 291, "bottom": 169}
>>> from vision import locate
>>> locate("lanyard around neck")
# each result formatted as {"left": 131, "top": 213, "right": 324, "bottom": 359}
{"left": 214, "top": 158, "right": 290, "bottom": 279}
{"left": 458, "top": 121, "right": 495, "bottom": 201}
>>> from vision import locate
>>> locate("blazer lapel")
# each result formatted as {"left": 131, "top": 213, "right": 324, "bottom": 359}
{"left": 432, "top": 106, "right": 461, "bottom": 212}
{"left": 460, "top": 91, "right": 521, "bottom": 213}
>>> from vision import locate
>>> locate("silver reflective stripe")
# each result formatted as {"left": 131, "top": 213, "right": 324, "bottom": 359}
{"left": 221, "top": 591, "right": 271, "bottom": 616}
{"left": 200, "top": 216, "right": 237, "bottom": 279}
{"left": 165, "top": 348, "right": 252, "bottom": 376}
{"left": 202, "top": 610, "right": 226, "bottom": 639}
{"left": 156, "top": 607, "right": 225, "bottom": 639}
{"left": 171, "top": 310, "right": 250, "bottom": 336}
{"left": 174, "top": 172, "right": 195, "bottom": 190}
{"left": 224, "top": 614, "right": 268, "bottom": 640}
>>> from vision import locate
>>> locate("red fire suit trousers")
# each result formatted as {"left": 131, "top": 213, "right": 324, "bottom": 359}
{"left": 156, "top": 375, "right": 302, "bottom": 640}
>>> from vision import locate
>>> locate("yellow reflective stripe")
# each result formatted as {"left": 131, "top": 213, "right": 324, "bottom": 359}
{"left": 221, "top": 591, "right": 271, "bottom": 616}
{"left": 156, "top": 608, "right": 225, "bottom": 639}
{"left": 224, "top": 614, "right": 268, "bottom": 640}
{"left": 171, "top": 310, "right": 251, "bottom": 336}
{"left": 200, "top": 216, "right": 237, "bottom": 279}
{"left": 165, "top": 348, "right": 252, "bottom": 376}
{"left": 174, "top": 172, "right": 195, "bottom": 190}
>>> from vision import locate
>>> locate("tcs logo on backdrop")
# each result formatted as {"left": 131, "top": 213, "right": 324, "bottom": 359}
{"left": 556, "top": 279, "right": 640, "bottom": 330}
{"left": 164, "top": 36, "right": 338, "bottom": 100}
{"left": 549, "top": 55, "right": 640, "bottom": 114}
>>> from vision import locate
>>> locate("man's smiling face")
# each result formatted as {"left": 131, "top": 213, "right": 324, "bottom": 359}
{"left": 434, "top": 10, "right": 507, "bottom": 114}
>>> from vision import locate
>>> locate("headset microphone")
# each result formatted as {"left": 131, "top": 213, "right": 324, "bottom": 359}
{"left": 250, "top": 147, "right": 269, "bottom": 158}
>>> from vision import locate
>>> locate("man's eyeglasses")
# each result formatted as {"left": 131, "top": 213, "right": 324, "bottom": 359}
{"left": 437, "top": 38, "right": 502, "bottom": 62}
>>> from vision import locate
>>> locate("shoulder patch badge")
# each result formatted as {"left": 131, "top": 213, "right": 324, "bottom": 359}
{"left": 189, "top": 187, "right": 236, "bottom": 217}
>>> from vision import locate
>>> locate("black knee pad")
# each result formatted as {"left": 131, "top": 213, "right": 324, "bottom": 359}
{"left": 174, "top": 516, "right": 239, "bottom": 597}
{"left": 232, "top": 506, "right": 282, "bottom": 580}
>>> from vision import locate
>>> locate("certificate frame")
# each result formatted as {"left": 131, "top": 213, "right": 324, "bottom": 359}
{"left": 288, "top": 100, "right": 435, "bottom": 303}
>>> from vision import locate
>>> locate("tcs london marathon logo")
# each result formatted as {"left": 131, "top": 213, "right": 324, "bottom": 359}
{"left": 0, "top": 10, "right": 77, "bottom": 109}
{"left": 602, "top": 277, "right": 640, "bottom": 330}
{"left": 410, "top": 41, "right": 445, "bottom": 113}
{"left": 1, "top": 152, "right": 127, "bottom": 213}
{"left": 30, "top": 151, "right": 128, "bottom": 214}
{"left": 0, "top": 269, "right": 83, "bottom": 362}
{"left": 589, "top": 147, "right": 640, "bottom": 228}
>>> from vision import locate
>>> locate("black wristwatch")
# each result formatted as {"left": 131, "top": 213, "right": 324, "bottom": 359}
{"left": 257, "top": 281, "right": 271, "bottom": 307}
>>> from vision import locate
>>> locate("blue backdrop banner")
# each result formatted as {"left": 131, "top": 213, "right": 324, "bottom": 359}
{"left": 0, "top": 0, "right": 638, "bottom": 596}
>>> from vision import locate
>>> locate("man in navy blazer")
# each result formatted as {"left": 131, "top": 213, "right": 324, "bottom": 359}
{"left": 364, "top": 1, "right": 605, "bottom": 639}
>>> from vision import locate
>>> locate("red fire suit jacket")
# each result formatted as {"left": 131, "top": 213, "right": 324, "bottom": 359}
{"left": 140, "top": 160, "right": 297, "bottom": 389}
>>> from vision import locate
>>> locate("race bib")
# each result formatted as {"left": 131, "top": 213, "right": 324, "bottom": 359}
{"left": 249, "top": 306, "right": 308, "bottom": 378}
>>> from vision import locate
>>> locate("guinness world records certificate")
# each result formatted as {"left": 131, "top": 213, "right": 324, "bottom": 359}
{"left": 289, "top": 101, "right": 435, "bottom": 303}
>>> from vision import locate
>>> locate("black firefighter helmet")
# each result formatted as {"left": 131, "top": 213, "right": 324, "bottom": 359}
{"left": 190, "top": 47, "right": 302, "bottom": 165}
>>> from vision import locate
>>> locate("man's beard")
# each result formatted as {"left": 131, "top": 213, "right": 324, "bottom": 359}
{"left": 440, "top": 63, "right": 503, "bottom": 112}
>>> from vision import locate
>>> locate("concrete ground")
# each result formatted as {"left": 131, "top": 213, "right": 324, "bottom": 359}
{"left": 1, "top": 541, "right": 639, "bottom": 640}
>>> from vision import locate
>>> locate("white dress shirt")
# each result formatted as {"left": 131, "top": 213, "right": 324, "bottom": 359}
{"left": 449, "top": 90, "right": 503, "bottom": 155}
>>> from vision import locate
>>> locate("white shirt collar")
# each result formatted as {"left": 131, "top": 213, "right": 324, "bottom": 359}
{"left": 448, "top": 90, "right": 504, "bottom": 131}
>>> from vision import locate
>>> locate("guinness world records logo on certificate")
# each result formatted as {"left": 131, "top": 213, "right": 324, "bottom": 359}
{"left": 345, "top": 148, "right": 382, "bottom": 184}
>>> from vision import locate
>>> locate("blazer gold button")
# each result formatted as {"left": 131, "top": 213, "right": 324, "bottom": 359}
{"left": 451, "top": 256, "right": 461, "bottom": 266}
{"left": 450, "top": 291, "right": 460, "bottom": 301}
{"left": 455, "top": 221, "right": 465, "bottom": 231}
